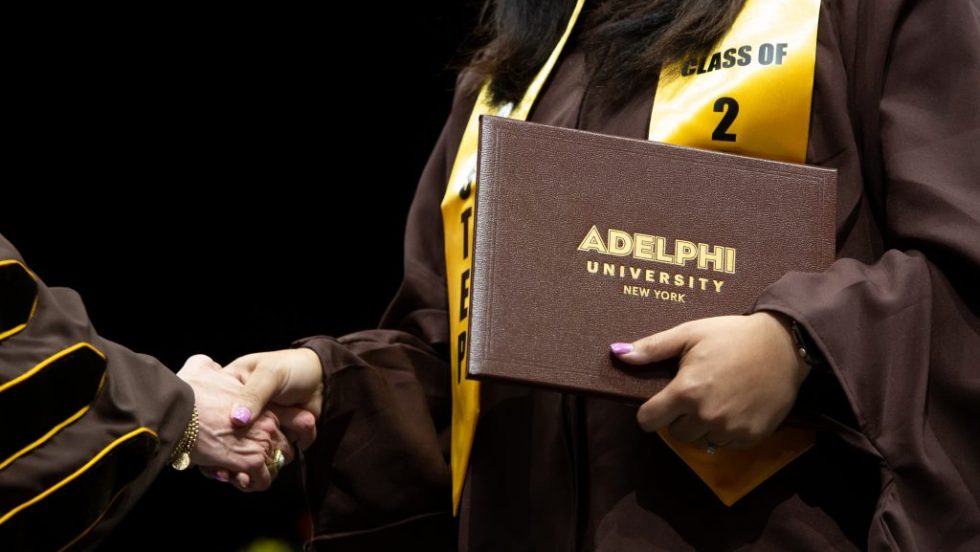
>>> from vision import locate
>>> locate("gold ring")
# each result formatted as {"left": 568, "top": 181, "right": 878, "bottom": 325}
{"left": 266, "top": 448, "right": 286, "bottom": 478}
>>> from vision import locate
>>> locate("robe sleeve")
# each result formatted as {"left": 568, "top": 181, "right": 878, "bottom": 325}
{"left": 753, "top": 0, "right": 980, "bottom": 548}
{"left": 0, "top": 234, "right": 193, "bottom": 550}
{"left": 297, "top": 72, "right": 480, "bottom": 548}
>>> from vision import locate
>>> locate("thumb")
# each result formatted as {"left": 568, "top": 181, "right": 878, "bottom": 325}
{"left": 610, "top": 322, "right": 694, "bottom": 365}
{"left": 226, "top": 355, "right": 284, "bottom": 427}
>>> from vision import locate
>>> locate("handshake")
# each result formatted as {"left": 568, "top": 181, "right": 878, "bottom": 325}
{"left": 174, "top": 348, "right": 324, "bottom": 491}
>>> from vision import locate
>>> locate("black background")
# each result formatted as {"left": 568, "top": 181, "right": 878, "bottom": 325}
{"left": 4, "top": 3, "right": 480, "bottom": 550}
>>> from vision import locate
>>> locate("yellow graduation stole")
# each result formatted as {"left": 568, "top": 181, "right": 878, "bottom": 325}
{"left": 442, "top": 0, "right": 822, "bottom": 511}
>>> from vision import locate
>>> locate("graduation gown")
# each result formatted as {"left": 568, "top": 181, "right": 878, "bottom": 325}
{"left": 0, "top": 234, "right": 193, "bottom": 550}
{"left": 299, "top": 0, "right": 980, "bottom": 549}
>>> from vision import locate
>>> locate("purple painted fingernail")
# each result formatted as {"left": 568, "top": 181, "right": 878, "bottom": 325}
{"left": 231, "top": 406, "right": 252, "bottom": 425}
{"left": 610, "top": 342, "right": 634, "bottom": 355}
{"left": 215, "top": 471, "right": 229, "bottom": 482}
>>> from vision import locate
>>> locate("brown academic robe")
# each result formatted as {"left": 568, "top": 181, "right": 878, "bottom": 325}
{"left": 0, "top": 235, "right": 193, "bottom": 550}
{"left": 299, "top": 0, "right": 980, "bottom": 549}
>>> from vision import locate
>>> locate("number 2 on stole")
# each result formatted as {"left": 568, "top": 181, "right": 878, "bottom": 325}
{"left": 712, "top": 97, "right": 738, "bottom": 142}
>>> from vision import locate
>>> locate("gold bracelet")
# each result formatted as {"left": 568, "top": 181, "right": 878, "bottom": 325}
{"left": 169, "top": 405, "right": 199, "bottom": 471}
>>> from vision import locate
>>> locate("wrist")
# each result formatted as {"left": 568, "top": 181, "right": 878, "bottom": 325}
{"left": 757, "top": 311, "right": 812, "bottom": 385}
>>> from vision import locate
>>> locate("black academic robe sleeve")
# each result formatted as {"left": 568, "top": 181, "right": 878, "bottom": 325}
{"left": 754, "top": 0, "right": 980, "bottom": 548}
{"left": 0, "top": 234, "right": 193, "bottom": 551}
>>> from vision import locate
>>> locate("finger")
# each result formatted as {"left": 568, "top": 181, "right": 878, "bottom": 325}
{"left": 248, "top": 411, "right": 296, "bottom": 461}
{"left": 233, "top": 467, "right": 269, "bottom": 492}
{"left": 668, "top": 415, "right": 708, "bottom": 443}
{"left": 263, "top": 429, "right": 296, "bottom": 468}
{"left": 636, "top": 383, "right": 686, "bottom": 432}
{"left": 198, "top": 466, "right": 230, "bottom": 483}
{"left": 239, "top": 450, "right": 276, "bottom": 492}
{"left": 247, "top": 464, "right": 274, "bottom": 492}
{"left": 227, "top": 361, "right": 284, "bottom": 427}
{"left": 233, "top": 459, "right": 273, "bottom": 492}
{"left": 270, "top": 405, "right": 317, "bottom": 450}
{"left": 611, "top": 322, "right": 696, "bottom": 365}
{"left": 245, "top": 414, "right": 295, "bottom": 485}
{"left": 234, "top": 472, "right": 251, "bottom": 490}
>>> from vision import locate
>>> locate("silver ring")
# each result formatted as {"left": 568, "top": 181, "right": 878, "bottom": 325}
{"left": 704, "top": 438, "right": 718, "bottom": 455}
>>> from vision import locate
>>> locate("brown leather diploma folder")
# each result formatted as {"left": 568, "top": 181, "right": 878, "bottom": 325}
{"left": 467, "top": 116, "right": 836, "bottom": 401}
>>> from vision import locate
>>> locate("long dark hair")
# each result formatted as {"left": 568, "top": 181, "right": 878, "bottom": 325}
{"left": 467, "top": 0, "right": 745, "bottom": 106}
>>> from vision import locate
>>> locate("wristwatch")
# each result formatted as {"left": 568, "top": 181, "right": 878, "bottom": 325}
{"left": 790, "top": 319, "right": 825, "bottom": 367}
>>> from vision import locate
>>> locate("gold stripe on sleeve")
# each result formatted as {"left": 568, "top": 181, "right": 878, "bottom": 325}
{"left": 0, "top": 427, "right": 159, "bottom": 551}
{"left": 0, "top": 343, "right": 107, "bottom": 470}
{"left": 0, "top": 260, "right": 39, "bottom": 342}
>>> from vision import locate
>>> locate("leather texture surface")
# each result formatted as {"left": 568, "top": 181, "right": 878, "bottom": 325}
{"left": 468, "top": 116, "right": 836, "bottom": 400}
